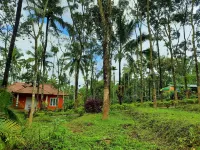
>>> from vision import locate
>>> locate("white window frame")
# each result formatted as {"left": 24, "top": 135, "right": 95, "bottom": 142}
{"left": 50, "top": 98, "right": 57, "bottom": 106}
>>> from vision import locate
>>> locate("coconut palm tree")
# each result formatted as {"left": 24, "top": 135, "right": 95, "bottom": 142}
{"left": 114, "top": 0, "right": 135, "bottom": 105}
{"left": 64, "top": 42, "right": 87, "bottom": 109}
{"left": 2, "top": 0, "right": 23, "bottom": 87}
{"left": 27, "top": 0, "right": 66, "bottom": 101}
{"left": 10, "top": 48, "right": 24, "bottom": 83}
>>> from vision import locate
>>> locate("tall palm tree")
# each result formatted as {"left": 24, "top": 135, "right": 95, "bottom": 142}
{"left": 25, "top": 0, "right": 49, "bottom": 126}
{"left": 28, "top": 0, "right": 66, "bottom": 101}
{"left": 191, "top": 0, "right": 200, "bottom": 103}
{"left": 97, "top": 0, "right": 112, "bottom": 120}
{"left": 114, "top": 1, "right": 135, "bottom": 105}
{"left": 2, "top": 0, "right": 23, "bottom": 87}
{"left": 10, "top": 48, "right": 24, "bottom": 83}
{"left": 64, "top": 42, "right": 87, "bottom": 109}
{"left": 147, "top": 0, "right": 157, "bottom": 107}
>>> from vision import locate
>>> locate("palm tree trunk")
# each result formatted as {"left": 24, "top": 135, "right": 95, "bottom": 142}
{"left": 118, "top": 58, "right": 122, "bottom": 105}
{"left": 85, "top": 75, "right": 89, "bottom": 101}
{"left": 29, "top": 39, "right": 38, "bottom": 126}
{"left": 191, "top": 0, "right": 200, "bottom": 103}
{"left": 74, "top": 60, "right": 80, "bottom": 109}
{"left": 156, "top": 31, "right": 162, "bottom": 97}
{"left": 98, "top": 0, "right": 111, "bottom": 120}
{"left": 139, "top": 22, "right": 143, "bottom": 103}
{"left": 2, "top": 0, "right": 23, "bottom": 87}
{"left": 90, "top": 62, "right": 94, "bottom": 98}
{"left": 183, "top": 25, "right": 188, "bottom": 98}
{"left": 167, "top": 16, "right": 178, "bottom": 101}
{"left": 147, "top": 0, "right": 156, "bottom": 107}
{"left": 41, "top": 16, "right": 50, "bottom": 102}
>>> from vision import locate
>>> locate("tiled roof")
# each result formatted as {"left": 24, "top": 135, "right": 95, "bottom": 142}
{"left": 7, "top": 82, "right": 67, "bottom": 96}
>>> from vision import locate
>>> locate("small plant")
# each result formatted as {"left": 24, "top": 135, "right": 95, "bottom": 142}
{"left": 74, "top": 106, "right": 85, "bottom": 116}
{"left": 84, "top": 98, "right": 103, "bottom": 113}
{"left": 63, "top": 99, "right": 74, "bottom": 111}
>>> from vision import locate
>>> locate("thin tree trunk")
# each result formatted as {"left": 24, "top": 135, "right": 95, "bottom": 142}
{"left": 90, "top": 62, "right": 94, "bottom": 98}
{"left": 41, "top": 16, "right": 50, "bottom": 102}
{"left": 29, "top": 39, "right": 38, "bottom": 126}
{"left": 2, "top": 0, "right": 23, "bottom": 87}
{"left": 183, "top": 25, "right": 188, "bottom": 98}
{"left": 118, "top": 58, "right": 122, "bottom": 105}
{"left": 74, "top": 61, "right": 80, "bottom": 109}
{"left": 27, "top": 0, "right": 49, "bottom": 126}
{"left": 147, "top": 0, "right": 156, "bottom": 107}
{"left": 98, "top": 0, "right": 111, "bottom": 120}
{"left": 167, "top": 16, "right": 178, "bottom": 101}
{"left": 191, "top": 0, "right": 200, "bottom": 104}
{"left": 156, "top": 31, "right": 162, "bottom": 97}
{"left": 139, "top": 21, "right": 143, "bottom": 103}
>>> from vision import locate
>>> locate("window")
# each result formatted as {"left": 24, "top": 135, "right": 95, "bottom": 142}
{"left": 50, "top": 98, "right": 57, "bottom": 106}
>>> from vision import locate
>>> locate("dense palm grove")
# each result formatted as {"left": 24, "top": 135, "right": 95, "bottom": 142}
{"left": 1, "top": 0, "right": 200, "bottom": 149}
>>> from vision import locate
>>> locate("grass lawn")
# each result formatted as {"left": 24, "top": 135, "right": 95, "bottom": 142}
{"left": 10, "top": 104, "right": 200, "bottom": 150}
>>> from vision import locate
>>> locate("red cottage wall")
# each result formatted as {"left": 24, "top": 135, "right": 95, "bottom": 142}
{"left": 47, "top": 95, "right": 64, "bottom": 110}
{"left": 12, "top": 94, "right": 29, "bottom": 109}
{"left": 13, "top": 94, "right": 40, "bottom": 109}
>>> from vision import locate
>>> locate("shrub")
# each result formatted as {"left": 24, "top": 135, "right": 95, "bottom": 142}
{"left": 63, "top": 99, "right": 74, "bottom": 111}
{"left": 74, "top": 106, "right": 85, "bottom": 116}
{"left": 0, "top": 89, "right": 12, "bottom": 112}
{"left": 84, "top": 98, "right": 103, "bottom": 113}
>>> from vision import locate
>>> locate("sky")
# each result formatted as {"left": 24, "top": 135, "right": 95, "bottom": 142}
{"left": 0, "top": 0, "right": 199, "bottom": 87}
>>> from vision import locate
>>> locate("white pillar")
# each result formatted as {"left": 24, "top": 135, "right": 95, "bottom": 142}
{"left": 16, "top": 94, "right": 19, "bottom": 107}
{"left": 46, "top": 95, "right": 48, "bottom": 104}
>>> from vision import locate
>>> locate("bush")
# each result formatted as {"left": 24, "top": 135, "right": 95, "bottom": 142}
{"left": 84, "top": 99, "right": 103, "bottom": 113}
{"left": 63, "top": 99, "right": 74, "bottom": 111}
{"left": 0, "top": 88, "right": 12, "bottom": 112}
{"left": 74, "top": 106, "right": 85, "bottom": 116}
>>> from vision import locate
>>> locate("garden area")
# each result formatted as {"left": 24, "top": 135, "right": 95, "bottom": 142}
{"left": 1, "top": 0, "right": 200, "bottom": 149}
{"left": 1, "top": 87, "right": 200, "bottom": 150}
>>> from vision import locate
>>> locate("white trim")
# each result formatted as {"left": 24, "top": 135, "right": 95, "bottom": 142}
{"left": 16, "top": 94, "right": 19, "bottom": 107}
{"left": 50, "top": 98, "right": 57, "bottom": 106}
{"left": 46, "top": 95, "right": 48, "bottom": 103}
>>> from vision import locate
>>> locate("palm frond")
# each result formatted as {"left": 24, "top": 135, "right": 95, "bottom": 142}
{"left": 0, "top": 119, "right": 25, "bottom": 148}
{"left": 79, "top": 64, "right": 85, "bottom": 76}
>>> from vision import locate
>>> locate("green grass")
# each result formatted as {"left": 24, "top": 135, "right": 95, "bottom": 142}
{"left": 65, "top": 111, "right": 158, "bottom": 149}
{"left": 124, "top": 105, "right": 200, "bottom": 149}
{"left": 10, "top": 104, "right": 200, "bottom": 150}
{"left": 18, "top": 110, "right": 158, "bottom": 150}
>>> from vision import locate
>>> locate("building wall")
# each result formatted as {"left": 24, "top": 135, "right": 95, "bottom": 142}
{"left": 13, "top": 94, "right": 31, "bottom": 109}
{"left": 13, "top": 94, "right": 64, "bottom": 110}
{"left": 47, "top": 95, "right": 64, "bottom": 110}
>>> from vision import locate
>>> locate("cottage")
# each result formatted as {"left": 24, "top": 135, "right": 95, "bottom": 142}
{"left": 7, "top": 82, "right": 67, "bottom": 111}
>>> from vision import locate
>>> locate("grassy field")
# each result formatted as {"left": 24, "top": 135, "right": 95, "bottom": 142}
{"left": 5, "top": 103, "right": 200, "bottom": 150}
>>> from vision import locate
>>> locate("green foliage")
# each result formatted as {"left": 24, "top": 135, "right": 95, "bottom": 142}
{"left": 65, "top": 111, "right": 158, "bottom": 149}
{"left": 123, "top": 106, "right": 200, "bottom": 149}
{"left": 110, "top": 103, "right": 133, "bottom": 110}
{"left": 176, "top": 104, "right": 200, "bottom": 113}
{"left": 135, "top": 99, "right": 198, "bottom": 108}
{"left": 0, "top": 88, "right": 12, "bottom": 112}
{"left": 74, "top": 106, "right": 85, "bottom": 116}
{"left": 22, "top": 118, "right": 68, "bottom": 149}
{"left": 0, "top": 119, "right": 25, "bottom": 149}
{"left": 63, "top": 99, "right": 74, "bottom": 111}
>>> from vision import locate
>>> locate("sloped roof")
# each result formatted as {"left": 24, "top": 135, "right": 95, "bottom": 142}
{"left": 7, "top": 82, "right": 67, "bottom": 96}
